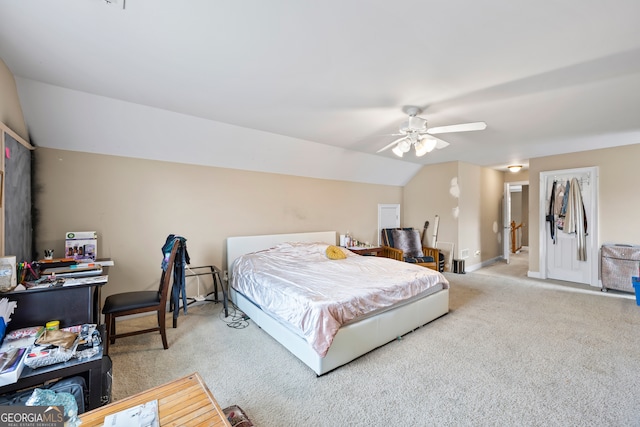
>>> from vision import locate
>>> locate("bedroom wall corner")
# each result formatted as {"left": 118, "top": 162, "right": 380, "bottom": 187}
{"left": 479, "top": 167, "right": 504, "bottom": 263}
{"left": 0, "top": 58, "right": 29, "bottom": 142}
{"left": 403, "top": 162, "right": 459, "bottom": 252}
{"left": 457, "top": 163, "right": 481, "bottom": 268}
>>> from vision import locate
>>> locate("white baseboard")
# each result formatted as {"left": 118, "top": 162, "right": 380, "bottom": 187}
{"left": 527, "top": 271, "right": 542, "bottom": 279}
{"left": 463, "top": 256, "right": 502, "bottom": 273}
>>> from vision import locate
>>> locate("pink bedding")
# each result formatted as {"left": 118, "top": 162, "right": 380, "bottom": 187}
{"left": 231, "top": 242, "right": 449, "bottom": 357}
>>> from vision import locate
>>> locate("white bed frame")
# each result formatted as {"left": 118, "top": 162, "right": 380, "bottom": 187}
{"left": 226, "top": 231, "right": 449, "bottom": 375}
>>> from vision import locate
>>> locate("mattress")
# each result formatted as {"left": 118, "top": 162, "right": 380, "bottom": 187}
{"left": 231, "top": 242, "right": 449, "bottom": 357}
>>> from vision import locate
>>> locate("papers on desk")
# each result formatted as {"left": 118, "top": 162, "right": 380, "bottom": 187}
{"left": 24, "top": 275, "right": 108, "bottom": 289}
{"left": 62, "top": 275, "right": 108, "bottom": 286}
{"left": 41, "top": 265, "right": 103, "bottom": 277}
{"left": 103, "top": 399, "right": 159, "bottom": 427}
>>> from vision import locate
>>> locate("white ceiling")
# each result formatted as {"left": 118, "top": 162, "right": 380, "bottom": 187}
{"left": 2, "top": 0, "right": 640, "bottom": 184}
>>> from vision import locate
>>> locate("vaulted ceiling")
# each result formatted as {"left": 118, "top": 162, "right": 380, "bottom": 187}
{"left": 1, "top": 1, "right": 640, "bottom": 185}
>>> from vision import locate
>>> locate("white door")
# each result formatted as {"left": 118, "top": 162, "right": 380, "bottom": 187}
{"left": 503, "top": 183, "right": 512, "bottom": 264}
{"left": 540, "top": 167, "right": 598, "bottom": 286}
{"left": 378, "top": 204, "right": 400, "bottom": 246}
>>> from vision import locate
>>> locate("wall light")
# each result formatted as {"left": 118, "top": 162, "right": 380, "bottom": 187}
{"left": 507, "top": 165, "right": 522, "bottom": 173}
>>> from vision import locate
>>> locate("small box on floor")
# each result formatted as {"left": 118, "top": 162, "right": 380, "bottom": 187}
{"left": 65, "top": 231, "right": 97, "bottom": 262}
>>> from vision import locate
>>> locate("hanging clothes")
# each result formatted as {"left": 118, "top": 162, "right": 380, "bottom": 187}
{"left": 545, "top": 180, "right": 557, "bottom": 243}
{"left": 554, "top": 181, "right": 566, "bottom": 230}
{"left": 162, "top": 234, "right": 191, "bottom": 319}
{"left": 560, "top": 180, "right": 570, "bottom": 217}
{"left": 563, "top": 178, "right": 588, "bottom": 261}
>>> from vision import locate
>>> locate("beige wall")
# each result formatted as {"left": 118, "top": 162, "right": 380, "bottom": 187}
{"left": 34, "top": 148, "right": 402, "bottom": 301}
{"left": 458, "top": 163, "right": 481, "bottom": 264}
{"left": 403, "top": 162, "right": 458, "bottom": 249}
{"left": 528, "top": 143, "right": 640, "bottom": 273}
{"left": 521, "top": 185, "right": 529, "bottom": 246}
{"left": 0, "top": 59, "right": 28, "bottom": 142}
{"left": 504, "top": 169, "right": 529, "bottom": 183}
{"left": 404, "top": 161, "right": 503, "bottom": 269}
{"left": 479, "top": 166, "right": 503, "bottom": 263}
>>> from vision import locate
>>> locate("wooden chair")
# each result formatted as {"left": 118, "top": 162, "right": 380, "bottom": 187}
{"left": 102, "top": 238, "right": 180, "bottom": 355}
{"left": 380, "top": 228, "right": 439, "bottom": 270}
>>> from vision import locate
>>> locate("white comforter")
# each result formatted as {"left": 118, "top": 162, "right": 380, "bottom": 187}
{"left": 231, "top": 242, "right": 449, "bottom": 357}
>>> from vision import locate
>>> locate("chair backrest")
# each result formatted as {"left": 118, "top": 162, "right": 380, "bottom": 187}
{"left": 157, "top": 239, "right": 181, "bottom": 307}
{"left": 381, "top": 228, "right": 414, "bottom": 248}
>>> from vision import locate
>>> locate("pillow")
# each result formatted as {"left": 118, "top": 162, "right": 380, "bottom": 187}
{"left": 326, "top": 245, "right": 347, "bottom": 260}
{"left": 391, "top": 229, "right": 424, "bottom": 258}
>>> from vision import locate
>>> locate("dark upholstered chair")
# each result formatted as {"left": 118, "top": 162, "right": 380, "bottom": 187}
{"left": 380, "top": 228, "right": 439, "bottom": 270}
{"left": 102, "top": 238, "right": 180, "bottom": 355}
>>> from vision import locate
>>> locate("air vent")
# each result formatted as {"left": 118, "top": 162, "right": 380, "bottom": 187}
{"left": 461, "top": 249, "right": 470, "bottom": 259}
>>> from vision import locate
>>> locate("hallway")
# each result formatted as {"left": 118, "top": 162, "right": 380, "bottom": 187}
{"left": 471, "top": 247, "right": 636, "bottom": 301}
{"left": 473, "top": 247, "right": 529, "bottom": 279}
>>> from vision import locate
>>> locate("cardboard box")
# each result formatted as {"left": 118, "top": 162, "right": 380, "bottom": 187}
{"left": 65, "top": 231, "right": 97, "bottom": 261}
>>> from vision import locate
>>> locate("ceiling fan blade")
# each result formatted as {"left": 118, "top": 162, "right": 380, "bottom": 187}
{"left": 433, "top": 137, "right": 450, "bottom": 149}
{"left": 376, "top": 136, "right": 407, "bottom": 153}
{"left": 426, "top": 121, "right": 487, "bottom": 135}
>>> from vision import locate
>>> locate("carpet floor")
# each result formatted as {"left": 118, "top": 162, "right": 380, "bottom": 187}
{"left": 108, "top": 260, "right": 640, "bottom": 426}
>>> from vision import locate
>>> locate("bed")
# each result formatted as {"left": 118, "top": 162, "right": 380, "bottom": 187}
{"left": 226, "top": 231, "right": 449, "bottom": 375}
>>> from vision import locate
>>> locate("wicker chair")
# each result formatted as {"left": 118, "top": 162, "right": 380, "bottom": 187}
{"left": 380, "top": 228, "right": 439, "bottom": 270}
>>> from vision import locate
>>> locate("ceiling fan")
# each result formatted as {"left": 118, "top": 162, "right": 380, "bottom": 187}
{"left": 377, "top": 106, "right": 487, "bottom": 157}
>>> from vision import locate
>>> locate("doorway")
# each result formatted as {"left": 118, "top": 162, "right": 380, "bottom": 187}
{"left": 539, "top": 167, "right": 599, "bottom": 287}
{"left": 503, "top": 180, "right": 529, "bottom": 264}
{"left": 377, "top": 204, "right": 400, "bottom": 246}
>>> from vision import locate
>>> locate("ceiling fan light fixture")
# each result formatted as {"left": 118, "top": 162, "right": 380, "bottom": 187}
{"left": 414, "top": 141, "right": 428, "bottom": 157}
{"left": 392, "top": 145, "right": 404, "bottom": 157}
{"left": 422, "top": 138, "right": 437, "bottom": 153}
{"left": 508, "top": 165, "right": 522, "bottom": 173}
{"left": 398, "top": 139, "right": 411, "bottom": 153}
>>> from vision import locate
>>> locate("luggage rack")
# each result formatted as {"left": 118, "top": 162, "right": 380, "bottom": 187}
{"left": 185, "top": 265, "right": 228, "bottom": 317}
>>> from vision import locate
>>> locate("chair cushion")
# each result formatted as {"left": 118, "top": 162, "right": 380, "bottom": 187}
{"left": 381, "top": 227, "right": 414, "bottom": 248}
{"left": 391, "top": 229, "right": 424, "bottom": 258}
{"left": 102, "top": 291, "right": 161, "bottom": 314}
{"left": 404, "top": 256, "right": 435, "bottom": 264}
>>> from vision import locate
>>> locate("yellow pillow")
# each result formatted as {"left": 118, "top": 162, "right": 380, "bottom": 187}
{"left": 326, "top": 245, "right": 347, "bottom": 260}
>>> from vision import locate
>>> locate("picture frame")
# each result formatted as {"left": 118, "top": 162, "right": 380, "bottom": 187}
{"left": 435, "top": 241, "right": 455, "bottom": 272}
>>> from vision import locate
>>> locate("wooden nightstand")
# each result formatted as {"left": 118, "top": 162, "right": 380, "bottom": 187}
{"left": 348, "top": 246, "right": 384, "bottom": 256}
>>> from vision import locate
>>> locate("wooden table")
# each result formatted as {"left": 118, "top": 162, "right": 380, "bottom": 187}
{"left": 348, "top": 246, "right": 384, "bottom": 256}
{"left": 80, "top": 372, "right": 231, "bottom": 427}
